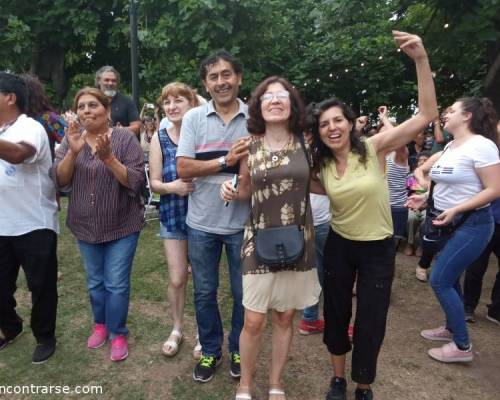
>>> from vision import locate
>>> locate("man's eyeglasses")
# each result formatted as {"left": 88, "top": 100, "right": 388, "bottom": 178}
{"left": 260, "top": 90, "right": 290, "bottom": 103}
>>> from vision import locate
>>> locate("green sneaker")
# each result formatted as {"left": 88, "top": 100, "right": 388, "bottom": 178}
{"left": 230, "top": 351, "right": 241, "bottom": 378}
{"left": 193, "top": 354, "right": 222, "bottom": 383}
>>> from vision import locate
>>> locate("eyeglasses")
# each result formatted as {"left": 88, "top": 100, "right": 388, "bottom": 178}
{"left": 260, "top": 90, "right": 290, "bottom": 103}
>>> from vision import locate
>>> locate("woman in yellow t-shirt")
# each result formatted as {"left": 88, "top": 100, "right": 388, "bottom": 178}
{"left": 308, "top": 32, "right": 438, "bottom": 400}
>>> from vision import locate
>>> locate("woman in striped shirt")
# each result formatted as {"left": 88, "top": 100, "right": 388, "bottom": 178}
{"left": 53, "top": 87, "right": 145, "bottom": 362}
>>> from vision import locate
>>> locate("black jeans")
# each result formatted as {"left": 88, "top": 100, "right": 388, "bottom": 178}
{"left": 323, "top": 229, "right": 395, "bottom": 385}
{"left": 463, "top": 223, "right": 500, "bottom": 317}
{"left": 0, "top": 229, "right": 58, "bottom": 342}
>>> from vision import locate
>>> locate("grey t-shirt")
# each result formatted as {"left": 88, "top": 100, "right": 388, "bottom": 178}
{"left": 176, "top": 99, "right": 250, "bottom": 234}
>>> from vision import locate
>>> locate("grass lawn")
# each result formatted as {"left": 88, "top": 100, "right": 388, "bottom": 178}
{"left": 1, "top": 199, "right": 499, "bottom": 400}
{"left": 0, "top": 199, "right": 237, "bottom": 399}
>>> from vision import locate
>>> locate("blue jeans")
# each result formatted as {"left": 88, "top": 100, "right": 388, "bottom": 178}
{"left": 302, "top": 222, "right": 329, "bottom": 322}
{"left": 429, "top": 207, "right": 494, "bottom": 347}
{"left": 187, "top": 227, "right": 244, "bottom": 357}
{"left": 78, "top": 232, "right": 140, "bottom": 337}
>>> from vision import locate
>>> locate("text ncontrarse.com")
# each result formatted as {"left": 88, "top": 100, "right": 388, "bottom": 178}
{"left": 0, "top": 385, "right": 103, "bottom": 395}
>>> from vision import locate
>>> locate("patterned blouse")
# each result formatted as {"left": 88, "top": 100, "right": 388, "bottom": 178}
{"left": 52, "top": 128, "right": 145, "bottom": 243}
{"left": 158, "top": 128, "right": 188, "bottom": 234}
{"left": 241, "top": 135, "right": 315, "bottom": 275}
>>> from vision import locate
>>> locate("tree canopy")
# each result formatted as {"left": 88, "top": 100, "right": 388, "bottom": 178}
{"left": 1, "top": 0, "right": 499, "bottom": 116}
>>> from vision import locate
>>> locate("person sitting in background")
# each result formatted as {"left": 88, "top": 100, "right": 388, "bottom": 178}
{"left": 53, "top": 87, "right": 145, "bottom": 362}
{"left": 149, "top": 82, "right": 199, "bottom": 358}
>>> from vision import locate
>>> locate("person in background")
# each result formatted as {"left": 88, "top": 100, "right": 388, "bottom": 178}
{"left": 463, "top": 198, "right": 500, "bottom": 325}
{"left": 410, "top": 97, "right": 499, "bottom": 363}
{"left": 0, "top": 72, "right": 59, "bottom": 364}
{"left": 53, "top": 87, "right": 144, "bottom": 362}
{"left": 463, "top": 124, "right": 500, "bottom": 325}
{"left": 21, "top": 73, "right": 66, "bottom": 160}
{"left": 95, "top": 66, "right": 141, "bottom": 136}
{"left": 404, "top": 152, "right": 431, "bottom": 258}
{"left": 149, "top": 82, "right": 199, "bottom": 358}
{"left": 140, "top": 116, "right": 157, "bottom": 159}
{"left": 430, "top": 108, "right": 452, "bottom": 154}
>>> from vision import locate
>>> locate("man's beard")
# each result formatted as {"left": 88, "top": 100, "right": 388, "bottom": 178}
{"left": 103, "top": 89, "right": 117, "bottom": 97}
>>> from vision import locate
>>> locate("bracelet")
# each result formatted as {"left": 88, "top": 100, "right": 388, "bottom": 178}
{"left": 103, "top": 155, "right": 116, "bottom": 165}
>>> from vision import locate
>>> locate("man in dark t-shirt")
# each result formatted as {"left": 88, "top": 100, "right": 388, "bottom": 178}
{"left": 95, "top": 66, "right": 141, "bottom": 136}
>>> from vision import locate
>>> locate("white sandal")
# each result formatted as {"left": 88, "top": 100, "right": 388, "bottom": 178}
{"left": 162, "top": 329, "right": 183, "bottom": 357}
{"left": 235, "top": 393, "right": 252, "bottom": 400}
{"left": 192, "top": 334, "right": 202, "bottom": 359}
{"left": 268, "top": 388, "right": 286, "bottom": 399}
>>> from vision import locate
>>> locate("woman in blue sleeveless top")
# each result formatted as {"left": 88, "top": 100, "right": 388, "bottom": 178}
{"left": 149, "top": 82, "right": 201, "bottom": 357}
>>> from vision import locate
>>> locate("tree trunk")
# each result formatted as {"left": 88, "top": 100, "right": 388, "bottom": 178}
{"left": 30, "top": 44, "right": 68, "bottom": 107}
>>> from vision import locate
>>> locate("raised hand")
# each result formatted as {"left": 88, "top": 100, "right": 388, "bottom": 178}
{"left": 95, "top": 133, "right": 112, "bottom": 161}
{"left": 65, "top": 119, "right": 87, "bottom": 154}
{"left": 378, "top": 106, "right": 388, "bottom": 119}
{"left": 393, "top": 31, "right": 427, "bottom": 61}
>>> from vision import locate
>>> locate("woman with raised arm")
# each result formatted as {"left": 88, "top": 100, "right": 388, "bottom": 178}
{"left": 410, "top": 97, "right": 500, "bottom": 363}
{"left": 308, "top": 32, "right": 438, "bottom": 400}
{"left": 221, "top": 76, "right": 320, "bottom": 400}
{"left": 148, "top": 82, "right": 201, "bottom": 358}
{"left": 53, "top": 87, "right": 144, "bottom": 362}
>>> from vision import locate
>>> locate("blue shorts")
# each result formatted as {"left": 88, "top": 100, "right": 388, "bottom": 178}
{"left": 159, "top": 222, "right": 187, "bottom": 240}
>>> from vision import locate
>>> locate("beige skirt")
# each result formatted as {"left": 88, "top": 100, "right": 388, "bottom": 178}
{"left": 242, "top": 269, "right": 321, "bottom": 314}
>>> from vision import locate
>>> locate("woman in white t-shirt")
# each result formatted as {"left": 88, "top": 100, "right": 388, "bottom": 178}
{"left": 410, "top": 97, "right": 500, "bottom": 363}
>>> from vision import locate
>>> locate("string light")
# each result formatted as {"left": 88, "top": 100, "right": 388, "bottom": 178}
{"left": 397, "top": 48, "right": 401, "bottom": 52}
{"left": 316, "top": 78, "right": 320, "bottom": 83}
{"left": 378, "top": 55, "right": 383, "bottom": 60}
{"left": 304, "top": 82, "right": 307, "bottom": 86}
{"left": 345, "top": 68, "right": 349, "bottom": 72}
{"left": 360, "top": 62, "right": 365, "bottom": 67}
{"left": 444, "top": 23, "right": 449, "bottom": 28}
{"left": 449, "top": 74, "right": 454, "bottom": 79}
{"left": 329, "top": 73, "right": 333, "bottom": 78}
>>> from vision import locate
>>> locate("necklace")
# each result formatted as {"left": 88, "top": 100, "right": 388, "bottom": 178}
{"left": 260, "top": 135, "right": 294, "bottom": 182}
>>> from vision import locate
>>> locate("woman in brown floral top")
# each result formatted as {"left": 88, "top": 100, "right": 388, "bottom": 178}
{"left": 221, "top": 76, "right": 321, "bottom": 400}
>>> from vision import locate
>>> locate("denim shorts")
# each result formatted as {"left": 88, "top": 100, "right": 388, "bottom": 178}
{"left": 159, "top": 223, "right": 187, "bottom": 240}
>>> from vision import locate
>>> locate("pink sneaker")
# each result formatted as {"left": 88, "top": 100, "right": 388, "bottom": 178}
{"left": 428, "top": 341, "right": 473, "bottom": 363}
{"left": 110, "top": 336, "right": 128, "bottom": 362}
{"left": 87, "top": 323, "right": 107, "bottom": 349}
{"left": 420, "top": 326, "right": 453, "bottom": 342}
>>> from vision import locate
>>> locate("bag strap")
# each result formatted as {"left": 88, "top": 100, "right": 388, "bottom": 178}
{"left": 426, "top": 143, "right": 472, "bottom": 233}
{"left": 250, "top": 135, "right": 311, "bottom": 232}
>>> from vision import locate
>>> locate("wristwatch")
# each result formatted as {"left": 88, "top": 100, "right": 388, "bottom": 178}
{"left": 217, "top": 156, "right": 227, "bottom": 169}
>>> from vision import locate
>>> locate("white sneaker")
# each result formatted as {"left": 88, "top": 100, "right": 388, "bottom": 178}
{"left": 415, "top": 266, "right": 428, "bottom": 282}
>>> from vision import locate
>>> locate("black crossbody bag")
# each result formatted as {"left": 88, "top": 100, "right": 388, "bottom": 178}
{"left": 421, "top": 181, "right": 472, "bottom": 243}
{"left": 253, "top": 136, "right": 311, "bottom": 271}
